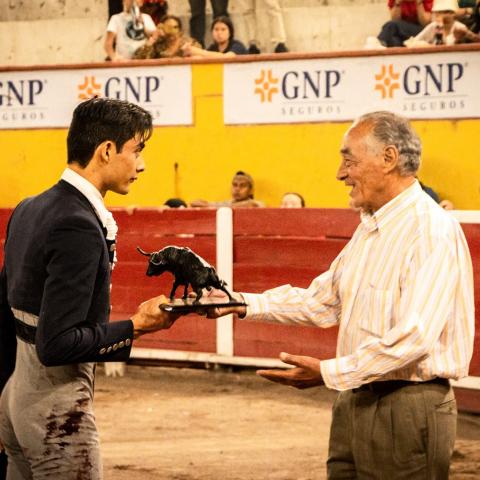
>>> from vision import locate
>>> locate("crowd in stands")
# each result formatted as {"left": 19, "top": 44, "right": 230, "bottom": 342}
{"left": 105, "top": 0, "right": 290, "bottom": 61}
{"left": 162, "top": 171, "right": 454, "bottom": 211}
{"left": 105, "top": 0, "right": 479, "bottom": 62}
{"left": 366, "top": 0, "right": 479, "bottom": 48}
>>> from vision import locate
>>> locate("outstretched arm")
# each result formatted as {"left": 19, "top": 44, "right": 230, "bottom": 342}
{"left": 257, "top": 352, "right": 324, "bottom": 389}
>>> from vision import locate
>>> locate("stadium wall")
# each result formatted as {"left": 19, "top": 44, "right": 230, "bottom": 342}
{"left": 0, "top": 58, "right": 479, "bottom": 210}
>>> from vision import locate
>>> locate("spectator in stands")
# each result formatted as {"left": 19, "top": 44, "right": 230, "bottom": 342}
{"left": 205, "top": 110, "right": 474, "bottom": 479}
{"left": 164, "top": 198, "right": 188, "bottom": 208}
{"left": 408, "top": 0, "right": 480, "bottom": 45}
{"left": 141, "top": 0, "right": 168, "bottom": 25}
{"left": 280, "top": 192, "right": 305, "bottom": 208}
{"left": 419, "top": 180, "right": 455, "bottom": 209}
{"left": 238, "top": 0, "right": 289, "bottom": 53}
{"left": 188, "top": 0, "right": 229, "bottom": 47}
{"left": 105, "top": 0, "right": 157, "bottom": 61}
{"left": 207, "top": 16, "right": 247, "bottom": 54}
{"left": 133, "top": 15, "right": 200, "bottom": 59}
{"left": 367, "top": 0, "right": 433, "bottom": 48}
{"left": 181, "top": 16, "right": 247, "bottom": 57}
{"left": 456, "top": 0, "right": 480, "bottom": 32}
{"left": 191, "top": 171, "right": 264, "bottom": 208}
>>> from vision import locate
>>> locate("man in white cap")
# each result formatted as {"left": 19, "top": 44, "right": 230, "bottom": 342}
{"left": 413, "top": 0, "right": 480, "bottom": 43}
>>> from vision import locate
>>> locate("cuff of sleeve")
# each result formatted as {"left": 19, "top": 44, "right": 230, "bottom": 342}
{"left": 241, "top": 293, "right": 270, "bottom": 319}
{"left": 320, "top": 356, "right": 362, "bottom": 391}
{"left": 98, "top": 319, "right": 134, "bottom": 362}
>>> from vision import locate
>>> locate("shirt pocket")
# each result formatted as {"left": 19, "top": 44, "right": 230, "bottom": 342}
{"left": 359, "top": 287, "right": 393, "bottom": 338}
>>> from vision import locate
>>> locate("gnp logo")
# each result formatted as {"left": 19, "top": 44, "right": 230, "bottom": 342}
{"left": 0, "top": 79, "right": 45, "bottom": 106}
{"left": 374, "top": 62, "right": 465, "bottom": 99}
{"left": 254, "top": 68, "right": 342, "bottom": 103}
{"left": 77, "top": 75, "right": 162, "bottom": 102}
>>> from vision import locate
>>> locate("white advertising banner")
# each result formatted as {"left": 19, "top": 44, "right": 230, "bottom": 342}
{"left": 0, "top": 65, "right": 192, "bottom": 129}
{"left": 224, "top": 51, "right": 480, "bottom": 124}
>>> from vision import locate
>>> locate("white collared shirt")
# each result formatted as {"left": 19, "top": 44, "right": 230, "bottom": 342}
{"left": 61, "top": 168, "right": 118, "bottom": 242}
{"left": 242, "top": 181, "right": 475, "bottom": 390}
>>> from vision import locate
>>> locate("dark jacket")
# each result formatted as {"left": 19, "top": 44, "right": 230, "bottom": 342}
{"left": 207, "top": 39, "right": 247, "bottom": 55}
{"left": 0, "top": 180, "right": 133, "bottom": 392}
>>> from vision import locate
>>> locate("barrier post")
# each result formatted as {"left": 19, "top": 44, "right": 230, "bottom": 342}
{"left": 215, "top": 207, "right": 234, "bottom": 356}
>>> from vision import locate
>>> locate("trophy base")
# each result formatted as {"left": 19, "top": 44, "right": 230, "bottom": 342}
{"left": 160, "top": 297, "right": 247, "bottom": 314}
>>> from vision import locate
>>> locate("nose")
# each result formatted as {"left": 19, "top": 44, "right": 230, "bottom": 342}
{"left": 137, "top": 155, "right": 145, "bottom": 173}
{"left": 336, "top": 161, "right": 347, "bottom": 181}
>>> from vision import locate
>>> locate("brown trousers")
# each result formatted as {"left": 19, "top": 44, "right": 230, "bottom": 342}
{"left": 327, "top": 382, "right": 456, "bottom": 480}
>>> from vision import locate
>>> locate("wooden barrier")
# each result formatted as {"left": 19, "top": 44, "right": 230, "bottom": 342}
{"left": 0, "top": 207, "right": 479, "bottom": 412}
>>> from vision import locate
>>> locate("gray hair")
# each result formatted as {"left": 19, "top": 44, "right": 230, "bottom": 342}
{"left": 356, "top": 111, "right": 422, "bottom": 176}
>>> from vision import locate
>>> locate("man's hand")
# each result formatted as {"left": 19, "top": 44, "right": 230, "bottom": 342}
{"left": 199, "top": 289, "right": 247, "bottom": 318}
{"left": 257, "top": 352, "right": 324, "bottom": 389}
{"left": 131, "top": 294, "right": 180, "bottom": 338}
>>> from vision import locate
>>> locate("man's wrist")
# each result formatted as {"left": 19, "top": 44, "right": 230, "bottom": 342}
{"left": 416, "top": 0, "right": 423, "bottom": 5}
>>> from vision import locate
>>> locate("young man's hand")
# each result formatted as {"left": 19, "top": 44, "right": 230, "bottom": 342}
{"left": 131, "top": 295, "right": 180, "bottom": 338}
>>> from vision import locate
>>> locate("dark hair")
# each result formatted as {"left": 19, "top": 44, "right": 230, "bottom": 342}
{"left": 67, "top": 97, "right": 153, "bottom": 167}
{"left": 160, "top": 14, "right": 182, "bottom": 32}
{"left": 164, "top": 197, "right": 187, "bottom": 208}
{"left": 211, "top": 15, "right": 234, "bottom": 41}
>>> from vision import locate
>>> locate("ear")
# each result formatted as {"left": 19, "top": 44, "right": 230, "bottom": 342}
{"left": 96, "top": 141, "right": 116, "bottom": 164}
{"left": 383, "top": 145, "right": 399, "bottom": 174}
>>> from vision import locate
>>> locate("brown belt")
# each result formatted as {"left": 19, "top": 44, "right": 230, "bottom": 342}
{"left": 352, "top": 377, "right": 450, "bottom": 395}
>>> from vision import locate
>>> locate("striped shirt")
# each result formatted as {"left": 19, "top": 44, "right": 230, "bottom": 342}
{"left": 242, "top": 181, "right": 475, "bottom": 391}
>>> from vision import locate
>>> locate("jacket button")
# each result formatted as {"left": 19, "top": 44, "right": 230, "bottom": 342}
{"left": 107, "top": 346, "right": 112, "bottom": 353}
{"left": 112, "top": 343, "right": 118, "bottom": 351}
{"left": 125, "top": 338, "right": 131, "bottom": 346}
{"left": 99, "top": 347, "right": 106, "bottom": 355}
{"left": 119, "top": 341, "right": 125, "bottom": 348}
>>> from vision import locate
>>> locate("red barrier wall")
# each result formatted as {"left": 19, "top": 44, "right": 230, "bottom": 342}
{"left": 1, "top": 207, "right": 479, "bottom": 411}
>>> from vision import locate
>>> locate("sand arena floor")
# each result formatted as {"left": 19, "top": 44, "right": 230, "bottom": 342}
{"left": 95, "top": 365, "right": 480, "bottom": 480}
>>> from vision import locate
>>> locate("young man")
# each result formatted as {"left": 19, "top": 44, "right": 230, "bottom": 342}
{"left": 208, "top": 111, "right": 474, "bottom": 479}
{"left": 0, "top": 97, "right": 180, "bottom": 479}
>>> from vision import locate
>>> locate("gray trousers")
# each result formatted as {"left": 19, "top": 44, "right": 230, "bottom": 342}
{"left": 327, "top": 381, "right": 456, "bottom": 479}
{"left": 0, "top": 310, "right": 101, "bottom": 480}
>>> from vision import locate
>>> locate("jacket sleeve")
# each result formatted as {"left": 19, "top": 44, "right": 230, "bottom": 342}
{"left": 35, "top": 215, "right": 134, "bottom": 366}
{"left": 0, "top": 265, "right": 16, "bottom": 393}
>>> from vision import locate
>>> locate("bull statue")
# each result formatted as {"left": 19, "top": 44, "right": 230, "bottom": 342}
{"left": 137, "top": 245, "right": 234, "bottom": 303}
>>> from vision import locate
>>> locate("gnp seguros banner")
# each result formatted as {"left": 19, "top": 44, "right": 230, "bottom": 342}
{"left": 224, "top": 50, "right": 479, "bottom": 124}
{"left": 0, "top": 65, "right": 192, "bottom": 129}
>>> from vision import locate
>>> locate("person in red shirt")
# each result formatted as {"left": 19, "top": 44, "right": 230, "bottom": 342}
{"left": 378, "top": 0, "right": 433, "bottom": 46}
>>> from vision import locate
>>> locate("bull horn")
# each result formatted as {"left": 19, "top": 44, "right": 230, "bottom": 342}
{"left": 137, "top": 246, "right": 152, "bottom": 257}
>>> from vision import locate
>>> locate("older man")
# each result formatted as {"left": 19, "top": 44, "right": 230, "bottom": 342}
{"left": 209, "top": 111, "right": 474, "bottom": 479}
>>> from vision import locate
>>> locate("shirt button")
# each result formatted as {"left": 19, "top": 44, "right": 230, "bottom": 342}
{"left": 99, "top": 347, "right": 106, "bottom": 355}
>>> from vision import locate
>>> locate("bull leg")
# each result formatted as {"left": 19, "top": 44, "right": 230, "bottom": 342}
{"left": 193, "top": 288, "right": 203, "bottom": 304}
{"left": 182, "top": 282, "right": 189, "bottom": 300}
{"left": 170, "top": 281, "right": 181, "bottom": 300}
